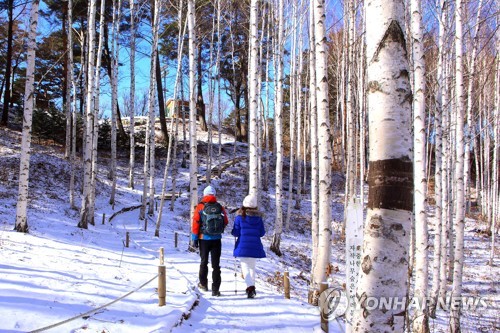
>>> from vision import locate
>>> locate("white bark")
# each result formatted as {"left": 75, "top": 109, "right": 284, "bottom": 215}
{"left": 270, "top": 0, "right": 284, "bottom": 256}
{"left": 64, "top": 0, "right": 71, "bottom": 160}
{"left": 450, "top": 0, "right": 466, "bottom": 330}
{"left": 14, "top": 0, "right": 40, "bottom": 233}
{"left": 188, "top": 0, "right": 198, "bottom": 220}
{"left": 295, "top": 11, "right": 304, "bottom": 210}
{"left": 110, "top": 0, "right": 121, "bottom": 205}
{"left": 148, "top": 0, "right": 160, "bottom": 217}
{"left": 491, "top": 34, "right": 499, "bottom": 265}
{"left": 79, "top": 0, "right": 98, "bottom": 229}
{"left": 285, "top": 1, "right": 298, "bottom": 231}
{"left": 411, "top": 0, "right": 429, "bottom": 329}
{"left": 312, "top": 0, "right": 332, "bottom": 293}
{"left": 438, "top": 0, "right": 450, "bottom": 301}
{"left": 429, "top": 0, "right": 446, "bottom": 316}
{"left": 309, "top": 3, "right": 319, "bottom": 298}
{"left": 89, "top": 0, "right": 107, "bottom": 225}
{"left": 68, "top": 0, "right": 77, "bottom": 209}
{"left": 248, "top": 0, "right": 260, "bottom": 198}
{"left": 351, "top": 0, "right": 413, "bottom": 330}
{"left": 128, "top": 0, "right": 136, "bottom": 189}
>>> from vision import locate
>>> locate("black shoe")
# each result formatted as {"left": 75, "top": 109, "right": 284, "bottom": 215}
{"left": 246, "top": 286, "right": 256, "bottom": 298}
{"left": 198, "top": 283, "right": 208, "bottom": 292}
{"left": 212, "top": 290, "right": 221, "bottom": 297}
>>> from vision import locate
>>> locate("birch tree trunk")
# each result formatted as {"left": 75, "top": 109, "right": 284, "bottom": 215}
{"left": 89, "top": 0, "right": 107, "bottom": 225}
{"left": 308, "top": 3, "right": 319, "bottom": 303}
{"left": 351, "top": 0, "right": 413, "bottom": 330}
{"left": 79, "top": 0, "right": 97, "bottom": 229}
{"left": 148, "top": 0, "right": 160, "bottom": 217}
{"left": 450, "top": 0, "right": 466, "bottom": 330}
{"left": 188, "top": 0, "right": 198, "bottom": 221}
{"left": 248, "top": 0, "right": 260, "bottom": 198}
{"left": 270, "top": 0, "right": 284, "bottom": 257}
{"left": 411, "top": 0, "right": 429, "bottom": 329}
{"left": 285, "top": 1, "right": 297, "bottom": 231}
{"left": 491, "top": 35, "right": 499, "bottom": 265}
{"left": 110, "top": 0, "right": 122, "bottom": 205}
{"left": 429, "top": 0, "right": 446, "bottom": 318}
{"left": 295, "top": 14, "right": 304, "bottom": 210}
{"left": 311, "top": 0, "right": 332, "bottom": 299}
{"left": 68, "top": 0, "right": 77, "bottom": 209}
{"left": 14, "top": 0, "right": 40, "bottom": 233}
{"left": 438, "top": 0, "right": 450, "bottom": 301}
{"left": 128, "top": 0, "right": 136, "bottom": 189}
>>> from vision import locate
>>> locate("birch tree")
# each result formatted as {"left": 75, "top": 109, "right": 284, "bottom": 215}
{"left": 429, "top": 0, "right": 447, "bottom": 318}
{"left": 188, "top": 0, "right": 198, "bottom": 221}
{"left": 128, "top": 0, "right": 136, "bottom": 189}
{"left": 411, "top": 0, "right": 429, "bottom": 329}
{"left": 270, "top": 0, "right": 284, "bottom": 256}
{"left": 351, "top": 0, "right": 413, "bottom": 330}
{"left": 450, "top": 0, "right": 467, "bottom": 330}
{"left": 89, "top": 0, "right": 107, "bottom": 225}
{"left": 311, "top": 0, "right": 332, "bottom": 301}
{"left": 14, "top": 0, "right": 40, "bottom": 233}
{"left": 68, "top": 0, "right": 77, "bottom": 209}
{"left": 148, "top": 0, "right": 161, "bottom": 217}
{"left": 109, "top": 0, "right": 122, "bottom": 205}
{"left": 308, "top": 2, "right": 319, "bottom": 303}
{"left": 79, "top": 0, "right": 98, "bottom": 229}
{"left": 248, "top": 0, "right": 260, "bottom": 198}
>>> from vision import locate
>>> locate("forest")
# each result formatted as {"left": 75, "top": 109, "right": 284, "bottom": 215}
{"left": 0, "top": 0, "right": 498, "bottom": 332}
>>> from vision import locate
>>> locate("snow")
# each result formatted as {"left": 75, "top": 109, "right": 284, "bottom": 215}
{"left": 0, "top": 126, "right": 498, "bottom": 333}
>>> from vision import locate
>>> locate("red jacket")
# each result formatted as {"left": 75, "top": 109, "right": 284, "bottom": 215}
{"left": 192, "top": 195, "right": 228, "bottom": 240}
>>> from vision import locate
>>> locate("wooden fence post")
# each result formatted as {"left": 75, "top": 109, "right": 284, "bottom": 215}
{"left": 158, "top": 247, "right": 166, "bottom": 306}
{"left": 125, "top": 232, "right": 130, "bottom": 248}
{"left": 102, "top": 214, "right": 105, "bottom": 225}
{"left": 174, "top": 232, "right": 178, "bottom": 248}
{"left": 284, "top": 271, "right": 290, "bottom": 299}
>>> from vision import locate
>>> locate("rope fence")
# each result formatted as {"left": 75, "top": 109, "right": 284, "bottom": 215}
{"left": 29, "top": 274, "right": 159, "bottom": 333}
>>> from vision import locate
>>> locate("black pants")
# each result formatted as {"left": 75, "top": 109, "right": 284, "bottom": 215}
{"left": 199, "top": 239, "right": 222, "bottom": 292}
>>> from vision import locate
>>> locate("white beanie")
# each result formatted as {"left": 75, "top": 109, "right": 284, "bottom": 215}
{"left": 203, "top": 185, "right": 216, "bottom": 196}
{"left": 242, "top": 194, "right": 257, "bottom": 208}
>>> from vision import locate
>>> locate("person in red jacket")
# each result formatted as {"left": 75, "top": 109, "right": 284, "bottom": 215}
{"left": 191, "top": 185, "right": 228, "bottom": 296}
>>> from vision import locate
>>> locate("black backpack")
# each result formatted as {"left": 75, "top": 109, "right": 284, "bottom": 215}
{"left": 200, "top": 202, "right": 225, "bottom": 235}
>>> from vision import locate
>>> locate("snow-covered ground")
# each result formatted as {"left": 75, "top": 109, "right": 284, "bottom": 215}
{"left": 0, "top": 126, "right": 498, "bottom": 332}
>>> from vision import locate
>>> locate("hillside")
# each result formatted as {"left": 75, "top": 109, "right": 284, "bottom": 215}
{"left": 0, "top": 126, "right": 498, "bottom": 332}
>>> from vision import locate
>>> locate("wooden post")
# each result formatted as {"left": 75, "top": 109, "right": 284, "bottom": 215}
{"left": 284, "top": 271, "right": 290, "bottom": 299}
{"left": 320, "top": 282, "right": 329, "bottom": 332}
{"left": 159, "top": 247, "right": 164, "bottom": 265}
{"left": 125, "top": 232, "right": 130, "bottom": 248}
{"left": 102, "top": 214, "right": 105, "bottom": 225}
{"left": 158, "top": 265, "right": 166, "bottom": 306}
{"left": 144, "top": 216, "right": 148, "bottom": 232}
{"left": 174, "top": 232, "right": 178, "bottom": 248}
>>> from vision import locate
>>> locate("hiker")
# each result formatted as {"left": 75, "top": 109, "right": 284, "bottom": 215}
{"left": 231, "top": 194, "right": 266, "bottom": 298}
{"left": 191, "top": 185, "right": 228, "bottom": 296}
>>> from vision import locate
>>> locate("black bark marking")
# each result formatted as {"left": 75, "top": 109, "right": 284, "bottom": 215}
{"left": 361, "top": 255, "right": 372, "bottom": 274}
{"left": 372, "top": 20, "right": 408, "bottom": 63}
{"left": 367, "top": 158, "right": 413, "bottom": 211}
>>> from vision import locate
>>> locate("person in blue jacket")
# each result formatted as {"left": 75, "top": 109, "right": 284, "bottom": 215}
{"left": 231, "top": 194, "right": 266, "bottom": 298}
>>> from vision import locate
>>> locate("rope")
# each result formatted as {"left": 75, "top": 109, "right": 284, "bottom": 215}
{"left": 29, "top": 274, "right": 159, "bottom": 333}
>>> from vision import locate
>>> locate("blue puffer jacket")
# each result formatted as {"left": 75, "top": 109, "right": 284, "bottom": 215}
{"left": 231, "top": 208, "right": 266, "bottom": 258}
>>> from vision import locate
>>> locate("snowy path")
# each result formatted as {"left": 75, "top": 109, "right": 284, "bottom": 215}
{"left": 168, "top": 247, "right": 322, "bottom": 333}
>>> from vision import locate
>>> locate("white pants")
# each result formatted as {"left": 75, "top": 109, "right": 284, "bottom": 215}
{"left": 240, "top": 257, "right": 257, "bottom": 287}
